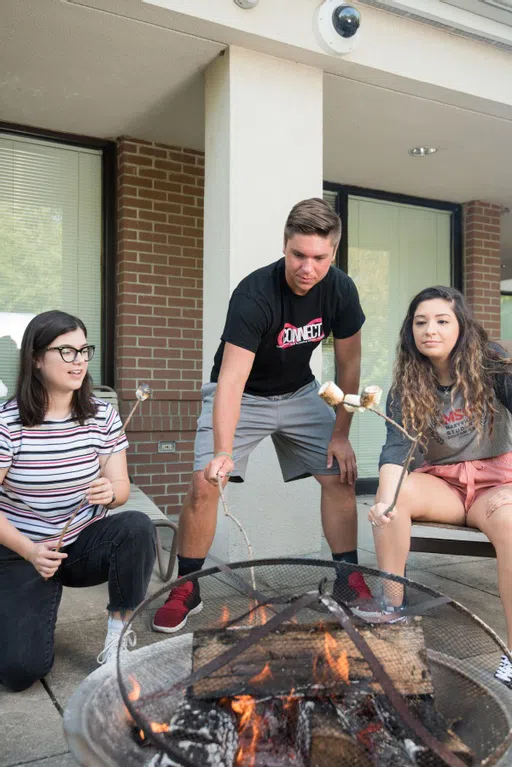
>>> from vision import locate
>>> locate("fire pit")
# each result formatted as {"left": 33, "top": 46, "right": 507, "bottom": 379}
{"left": 64, "top": 559, "right": 512, "bottom": 767}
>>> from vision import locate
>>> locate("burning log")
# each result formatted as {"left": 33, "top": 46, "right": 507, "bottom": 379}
{"left": 294, "top": 694, "right": 474, "bottom": 767}
{"left": 191, "top": 620, "right": 433, "bottom": 699}
{"left": 143, "top": 700, "right": 239, "bottom": 767}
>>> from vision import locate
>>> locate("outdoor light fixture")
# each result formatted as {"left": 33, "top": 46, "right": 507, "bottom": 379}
{"left": 233, "top": 0, "right": 259, "bottom": 8}
{"left": 314, "top": 1, "right": 362, "bottom": 54}
{"left": 408, "top": 146, "right": 438, "bottom": 157}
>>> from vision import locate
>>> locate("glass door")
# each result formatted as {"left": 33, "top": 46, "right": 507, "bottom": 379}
{"left": 323, "top": 192, "right": 453, "bottom": 480}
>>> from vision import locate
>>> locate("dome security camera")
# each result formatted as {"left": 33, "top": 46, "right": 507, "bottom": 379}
{"left": 314, "top": 1, "right": 362, "bottom": 55}
{"left": 234, "top": 0, "right": 259, "bottom": 8}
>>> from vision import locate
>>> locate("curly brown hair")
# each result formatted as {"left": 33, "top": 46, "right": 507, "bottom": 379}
{"left": 392, "top": 286, "right": 509, "bottom": 440}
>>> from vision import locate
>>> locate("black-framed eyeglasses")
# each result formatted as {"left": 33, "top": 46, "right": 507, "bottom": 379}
{"left": 46, "top": 345, "right": 96, "bottom": 363}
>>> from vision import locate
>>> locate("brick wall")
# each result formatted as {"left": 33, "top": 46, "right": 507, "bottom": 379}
{"left": 116, "top": 138, "right": 204, "bottom": 516}
{"left": 463, "top": 200, "right": 502, "bottom": 339}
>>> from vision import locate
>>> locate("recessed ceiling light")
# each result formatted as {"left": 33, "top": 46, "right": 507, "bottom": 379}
{"left": 408, "top": 146, "right": 438, "bottom": 157}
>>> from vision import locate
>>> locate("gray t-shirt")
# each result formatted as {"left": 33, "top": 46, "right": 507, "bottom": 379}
{"left": 379, "top": 376, "right": 512, "bottom": 469}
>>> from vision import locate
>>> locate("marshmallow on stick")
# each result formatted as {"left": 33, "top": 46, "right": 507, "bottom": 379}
{"left": 318, "top": 381, "right": 382, "bottom": 413}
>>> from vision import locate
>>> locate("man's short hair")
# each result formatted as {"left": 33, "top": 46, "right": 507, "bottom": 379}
{"left": 284, "top": 198, "right": 341, "bottom": 246}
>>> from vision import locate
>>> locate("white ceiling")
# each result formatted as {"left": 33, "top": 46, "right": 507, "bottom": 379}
{"left": 0, "top": 0, "right": 511, "bottom": 261}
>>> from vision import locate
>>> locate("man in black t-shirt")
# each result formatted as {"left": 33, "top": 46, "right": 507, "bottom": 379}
{"left": 153, "top": 198, "right": 368, "bottom": 634}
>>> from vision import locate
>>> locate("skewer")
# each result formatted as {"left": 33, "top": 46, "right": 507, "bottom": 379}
{"left": 318, "top": 381, "right": 420, "bottom": 518}
{"left": 54, "top": 383, "right": 152, "bottom": 552}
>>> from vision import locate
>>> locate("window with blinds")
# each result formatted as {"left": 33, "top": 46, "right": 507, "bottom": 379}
{"left": 0, "top": 135, "right": 103, "bottom": 399}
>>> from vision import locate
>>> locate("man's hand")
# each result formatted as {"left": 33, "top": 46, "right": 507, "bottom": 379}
{"left": 204, "top": 454, "right": 234, "bottom": 486}
{"left": 27, "top": 541, "right": 67, "bottom": 580}
{"left": 327, "top": 434, "right": 358, "bottom": 485}
{"left": 368, "top": 501, "right": 397, "bottom": 528}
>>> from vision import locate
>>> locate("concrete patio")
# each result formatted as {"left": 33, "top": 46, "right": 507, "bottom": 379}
{"left": 1, "top": 498, "right": 506, "bottom": 767}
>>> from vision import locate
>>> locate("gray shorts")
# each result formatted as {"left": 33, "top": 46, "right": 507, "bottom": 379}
{"left": 193, "top": 380, "right": 340, "bottom": 482}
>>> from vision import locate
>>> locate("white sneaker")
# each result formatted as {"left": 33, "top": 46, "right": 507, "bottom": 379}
{"left": 349, "top": 600, "right": 407, "bottom": 624}
{"left": 495, "top": 655, "right": 512, "bottom": 688}
{"left": 97, "top": 628, "right": 137, "bottom": 665}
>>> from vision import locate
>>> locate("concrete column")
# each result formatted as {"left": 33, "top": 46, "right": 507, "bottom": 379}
{"left": 203, "top": 46, "right": 324, "bottom": 561}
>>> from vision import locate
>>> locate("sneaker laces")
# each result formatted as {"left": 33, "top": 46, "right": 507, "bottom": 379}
{"left": 164, "top": 581, "right": 194, "bottom": 605}
{"left": 495, "top": 655, "right": 512, "bottom": 683}
{"left": 97, "top": 628, "right": 137, "bottom": 665}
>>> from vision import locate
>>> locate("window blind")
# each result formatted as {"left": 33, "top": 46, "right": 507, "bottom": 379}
{"left": 0, "top": 135, "right": 102, "bottom": 399}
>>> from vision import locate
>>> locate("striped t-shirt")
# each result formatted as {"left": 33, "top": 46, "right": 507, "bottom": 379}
{"left": 0, "top": 398, "right": 128, "bottom": 547}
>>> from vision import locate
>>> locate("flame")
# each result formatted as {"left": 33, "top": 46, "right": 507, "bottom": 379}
{"left": 220, "top": 605, "right": 230, "bottom": 625}
{"left": 250, "top": 662, "right": 272, "bottom": 685}
{"left": 150, "top": 721, "right": 170, "bottom": 734}
{"left": 231, "top": 696, "right": 260, "bottom": 766}
{"left": 128, "top": 675, "right": 141, "bottom": 702}
{"left": 323, "top": 632, "right": 350, "bottom": 684}
{"left": 313, "top": 632, "right": 350, "bottom": 687}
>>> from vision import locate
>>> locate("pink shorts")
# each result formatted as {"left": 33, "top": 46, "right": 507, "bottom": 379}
{"left": 414, "top": 451, "right": 512, "bottom": 516}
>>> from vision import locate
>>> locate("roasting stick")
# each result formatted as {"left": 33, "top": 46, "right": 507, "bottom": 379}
{"left": 54, "top": 383, "right": 152, "bottom": 552}
{"left": 217, "top": 475, "right": 256, "bottom": 592}
{"left": 318, "top": 381, "right": 421, "bottom": 517}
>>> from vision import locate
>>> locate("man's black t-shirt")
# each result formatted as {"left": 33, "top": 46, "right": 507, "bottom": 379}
{"left": 210, "top": 258, "right": 365, "bottom": 396}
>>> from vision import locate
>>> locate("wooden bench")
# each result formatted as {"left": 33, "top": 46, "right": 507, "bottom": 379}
{"left": 93, "top": 386, "right": 178, "bottom": 581}
{"left": 410, "top": 522, "right": 495, "bottom": 558}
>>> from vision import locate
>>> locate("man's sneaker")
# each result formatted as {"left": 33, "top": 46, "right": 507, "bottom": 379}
{"left": 97, "top": 628, "right": 137, "bottom": 665}
{"left": 152, "top": 580, "right": 203, "bottom": 634}
{"left": 495, "top": 655, "right": 512, "bottom": 688}
{"left": 333, "top": 570, "right": 373, "bottom": 605}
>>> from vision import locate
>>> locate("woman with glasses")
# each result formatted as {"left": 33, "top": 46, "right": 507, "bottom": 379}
{"left": 0, "top": 310, "right": 156, "bottom": 692}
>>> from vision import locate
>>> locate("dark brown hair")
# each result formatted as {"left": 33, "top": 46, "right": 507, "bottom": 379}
{"left": 392, "top": 286, "right": 510, "bottom": 439}
{"left": 15, "top": 310, "right": 97, "bottom": 426}
{"left": 284, "top": 198, "right": 341, "bottom": 246}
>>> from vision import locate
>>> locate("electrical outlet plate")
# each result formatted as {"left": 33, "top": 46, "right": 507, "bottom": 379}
{"left": 158, "top": 441, "right": 177, "bottom": 453}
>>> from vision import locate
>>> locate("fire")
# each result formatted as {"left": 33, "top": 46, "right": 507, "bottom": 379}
{"left": 250, "top": 662, "right": 272, "bottom": 685}
{"left": 150, "top": 721, "right": 170, "bottom": 734}
{"left": 231, "top": 696, "right": 260, "bottom": 766}
{"left": 247, "top": 601, "right": 271, "bottom": 627}
{"left": 220, "top": 605, "right": 230, "bottom": 625}
{"left": 313, "top": 632, "right": 350, "bottom": 687}
{"left": 128, "top": 675, "right": 141, "bottom": 702}
{"left": 324, "top": 631, "right": 350, "bottom": 684}
{"left": 127, "top": 675, "right": 169, "bottom": 740}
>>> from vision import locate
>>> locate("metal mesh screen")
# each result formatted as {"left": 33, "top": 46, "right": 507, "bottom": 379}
{"left": 119, "top": 559, "right": 512, "bottom": 767}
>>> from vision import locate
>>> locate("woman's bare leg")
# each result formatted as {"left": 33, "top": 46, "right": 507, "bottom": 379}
{"left": 467, "top": 486, "right": 512, "bottom": 649}
{"left": 373, "top": 472, "right": 466, "bottom": 607}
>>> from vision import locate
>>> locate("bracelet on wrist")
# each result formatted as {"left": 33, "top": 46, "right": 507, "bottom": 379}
{"left": 214, "top": 451, "right": 233, "bottom": 461}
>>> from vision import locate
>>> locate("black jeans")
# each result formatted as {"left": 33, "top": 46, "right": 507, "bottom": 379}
{"left": 0, "top": 510, "right": 156, "bottom": 692}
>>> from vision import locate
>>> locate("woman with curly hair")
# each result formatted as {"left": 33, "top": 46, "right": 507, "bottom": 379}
{"left": 368, "top": 286, "right": 512, "bottom": 688}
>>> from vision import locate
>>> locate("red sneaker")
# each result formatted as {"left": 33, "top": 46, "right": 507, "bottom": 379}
{"left": 152, "top": 581, "right": 203, "bottom": 634}
{"left": 347, "top": 571, "right": 373, "bottom": 601}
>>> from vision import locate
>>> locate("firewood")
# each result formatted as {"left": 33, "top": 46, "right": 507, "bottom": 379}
{"left": 191, "top": 619, "right": 433, "bottom": 699}
{"left": 144, "top": 700, "right": 239, "bottom": 767}
{"left": 294, "top": 699, "right": 374, "bottom": 767}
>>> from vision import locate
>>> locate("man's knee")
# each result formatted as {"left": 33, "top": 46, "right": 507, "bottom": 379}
{"left": 186, "top": 471, "right": 219, "bottom": 511}
{"left": 317, "top": 473, "right": 355, "bottom": 496}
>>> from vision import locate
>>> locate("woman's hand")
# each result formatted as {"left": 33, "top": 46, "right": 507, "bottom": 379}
{"left": 369, "top": 501, "right": 397, "bottom": 528}
{"left": 27, "top": 541, "right": 67, "bottom": 580}
{"left": 86, "top": 477, "right": 115, "bottom": 507}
